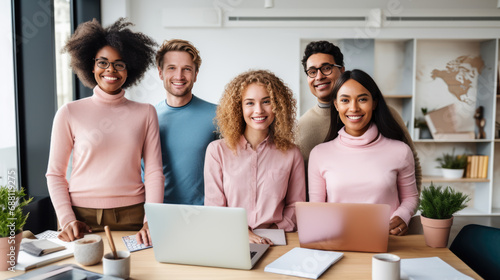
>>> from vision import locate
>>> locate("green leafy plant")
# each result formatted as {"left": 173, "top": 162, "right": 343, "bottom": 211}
{"left": 414, "top": 117, "right": 428, "bottom": 129}
{"left": 436, "top": 149, "right": 468, "bottom": 169}
{"left": 0, "top": 186, "right": 32, "bottom": 237}
{"left": 418, "top": 183, "right": 470, "bottom": 219}
{"left": 414, "top": 108, "right": 429, "bottom": 129}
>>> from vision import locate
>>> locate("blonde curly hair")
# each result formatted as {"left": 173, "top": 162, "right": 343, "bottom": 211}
{"left": 216, "top": 70, "right": 297, "bottom": 152}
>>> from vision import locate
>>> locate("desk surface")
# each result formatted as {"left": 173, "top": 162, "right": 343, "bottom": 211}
{"left": 2, "top": 232, "right": 480, "bottom": 279}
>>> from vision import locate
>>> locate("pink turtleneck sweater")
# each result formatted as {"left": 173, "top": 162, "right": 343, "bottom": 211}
{"left": 308, "top": 123, "right": 418, "bottom": 225}
{"left": 46, "top": 86, "right": 164, "bottom": 228}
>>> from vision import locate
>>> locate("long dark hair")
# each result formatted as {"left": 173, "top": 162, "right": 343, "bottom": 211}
{"left": 325, "top": 69, "right": 408, "bottom": 145}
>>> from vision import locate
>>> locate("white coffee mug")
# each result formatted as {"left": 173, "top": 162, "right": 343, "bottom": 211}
{"left": 73, "top": 234, "right": 104, "bottom": 266}
{"left": 372, "top": 253, "right": 400, "bottom": 280}
{"left": 103, "top": 251, "right": 131, "bottom": 279}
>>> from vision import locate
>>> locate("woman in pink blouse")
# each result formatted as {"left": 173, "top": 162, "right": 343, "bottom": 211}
{"left": 46, "top": 18, "right": 163, "bottom": 245}
{"left": 204, "top": 70, "right": 306, "bottom": 244}
{"left": 308, "top": 69, "right": 419, "bottom": 236}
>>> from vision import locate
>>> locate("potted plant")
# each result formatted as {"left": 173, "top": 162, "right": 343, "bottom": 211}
{"left": 435, "top": 149, "right": 468, "bottom": 179}
{"left": 0, "top": 186, "right": 32, "bottom": 271}
{"left": 413, "top": 117, "right": 427, "bottom": 140}
{"left": 415, "top": 107, "right": 432, "bottom": 139}
{"left": 418, "top": 183, "right": 470, "bottom": 248}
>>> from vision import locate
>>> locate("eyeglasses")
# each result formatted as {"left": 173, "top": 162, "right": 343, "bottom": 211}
{"left": 305, "top": 63, "right": 342, "bottom": 78}
{"left": 94, "top": 58, "right": 127, "bottom": 71}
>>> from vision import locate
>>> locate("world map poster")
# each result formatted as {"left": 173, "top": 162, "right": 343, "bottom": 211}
{"left": 416, "top": 40, "right": 485, "bottom": 132}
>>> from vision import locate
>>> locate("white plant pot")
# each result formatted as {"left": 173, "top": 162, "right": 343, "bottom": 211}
{"left": 441, "top": 168, "right": 464, "bottom": 179}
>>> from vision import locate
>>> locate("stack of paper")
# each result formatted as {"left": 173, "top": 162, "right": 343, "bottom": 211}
{"left": 264, "top": 247, "right": 343, "bottom": 279}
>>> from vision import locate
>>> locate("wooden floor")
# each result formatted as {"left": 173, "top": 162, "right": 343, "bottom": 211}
{"left": 408, "top": 215, "right": 500, "bottom": 247}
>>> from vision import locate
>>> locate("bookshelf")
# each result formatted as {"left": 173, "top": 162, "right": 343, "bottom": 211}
{"left": 299, "top": 37, "right": 500, "bottom": 216}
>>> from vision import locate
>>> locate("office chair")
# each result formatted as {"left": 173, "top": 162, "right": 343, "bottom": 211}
{"left": 449, "top": 224, "right": 500, "bottom": 280}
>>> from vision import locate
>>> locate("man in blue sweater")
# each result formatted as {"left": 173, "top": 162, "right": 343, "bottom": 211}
{"left": 154, "top": 39, "right": 217, "bottom": 205}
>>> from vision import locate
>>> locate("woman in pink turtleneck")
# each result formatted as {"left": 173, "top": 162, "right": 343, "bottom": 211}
{"left": 46, "top": 18, "right": 163, "bottom": 245}
{"left": 308, "top": 69, "right": 419, "bottom": 236}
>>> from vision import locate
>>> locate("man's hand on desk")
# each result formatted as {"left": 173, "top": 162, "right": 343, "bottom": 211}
{"left": 389, "top": 216, "right": 408, "bottom": 236}
{"left": 136, "top": 221, "right": 152, "bottom": 246}
{"left": 58, "top": 220, "right": 92, "bottom": 241}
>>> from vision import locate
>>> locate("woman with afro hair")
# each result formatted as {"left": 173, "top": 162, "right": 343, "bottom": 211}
{"left": 204, "top": 70, "right": 306, "bottom": 244}
{"left": 46, "top": 18, "right": 163, "bottom": 246}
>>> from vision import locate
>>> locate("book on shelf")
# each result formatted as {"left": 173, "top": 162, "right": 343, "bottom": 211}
{"left": 464, "top": 155, "right": 488, "bottom": 179}
{"left": 465, "top": 156, "right": 472, "bottom": 178}
{"left": 481, "top": 155, "right": 489, "bottom": 178}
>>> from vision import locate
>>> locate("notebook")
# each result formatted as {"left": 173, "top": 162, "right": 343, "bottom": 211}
{"left": 21, "top": 239, "right": 66, "bottom": 256}
{"left": 14, "top": 238, "right": 74, "bottom": 271}
{"left": 296, "top": 202, "right": 390, "bottom": 253}
{"left": 401, "top": 257, "right": 474, "bottom": 280}
{"left": 145, "top": 203, "right": 269, "bottom": 270}
{"left": 265, "top": 247, "right": 344, "bottom": 279}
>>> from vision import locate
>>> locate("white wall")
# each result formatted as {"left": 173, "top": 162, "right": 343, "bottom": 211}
{"left": 101, "top": 0, "right": 500, "bottom": 114}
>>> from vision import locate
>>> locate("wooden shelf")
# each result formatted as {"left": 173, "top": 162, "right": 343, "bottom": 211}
{"left": 383, "top": 95, "right": 412, "bottom": 99}
{"left": 414, "top": 139, "right": 491, "bottom": 143}
{"left": 422, "top": 176, "right": 489, "bottom": 183}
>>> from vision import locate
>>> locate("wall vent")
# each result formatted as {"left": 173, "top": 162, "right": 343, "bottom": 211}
{"left": 227, "top": 16, "right": 366, "bottom": 22}
{"left": 387, "top": 16, "right": 500, "bottom": 21}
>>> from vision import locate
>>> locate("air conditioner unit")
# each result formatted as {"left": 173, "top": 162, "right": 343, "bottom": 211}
{"left": 224, "top": 9, "right": 372, "bottom": 28}
{"left": 384, "top": 9, "right": 500, "bottom": 28}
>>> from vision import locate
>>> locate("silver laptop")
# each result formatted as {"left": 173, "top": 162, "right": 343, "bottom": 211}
{"left": 145, "top": 203, "right": 269, "bottom": 270}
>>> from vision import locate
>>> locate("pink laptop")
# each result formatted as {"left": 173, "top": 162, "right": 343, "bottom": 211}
{"left": 296, "top": 202, "right": 391, "bottom": 253}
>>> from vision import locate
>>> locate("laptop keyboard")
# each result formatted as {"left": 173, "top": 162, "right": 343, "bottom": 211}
{"left": 35, "top": 230, "right": 59, "bottom": 239}
{"left": 250, "top": 251, "right": 257, "bottom": 259}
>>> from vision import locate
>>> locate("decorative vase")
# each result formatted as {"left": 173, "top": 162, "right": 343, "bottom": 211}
{"left": 420, "top": 216, "right": 454, "bottom": 248}
{"left": 0, "top": 232, "right": 23, "bottom": 271}
{"left": 441, "top": 168, "right": 464, "bottom": 179}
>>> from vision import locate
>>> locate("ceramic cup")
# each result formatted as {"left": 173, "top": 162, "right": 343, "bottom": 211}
{"left": 372, "top": 253, "right": 400, "bottom": 280}
{"left": 103, "top": 251, "right": 131, "bottom": 279}
{"left": 73, "top": 234, "right": 104, "bottom": 266}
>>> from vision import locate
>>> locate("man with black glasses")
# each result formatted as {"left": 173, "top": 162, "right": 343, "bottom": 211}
{"left": 297, "top": 40, "right": 421, "bottom": 193}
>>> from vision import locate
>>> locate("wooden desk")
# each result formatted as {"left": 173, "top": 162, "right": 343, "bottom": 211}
{"left": 2, "top": 232, "right": 480, "bottom": 279}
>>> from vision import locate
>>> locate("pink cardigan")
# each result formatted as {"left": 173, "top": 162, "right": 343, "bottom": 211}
{"left": 46, "top": 86, "right": 164, "bottom": 228}
{"left": 308, "top": 123, "right": 419, "bottom": 225}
